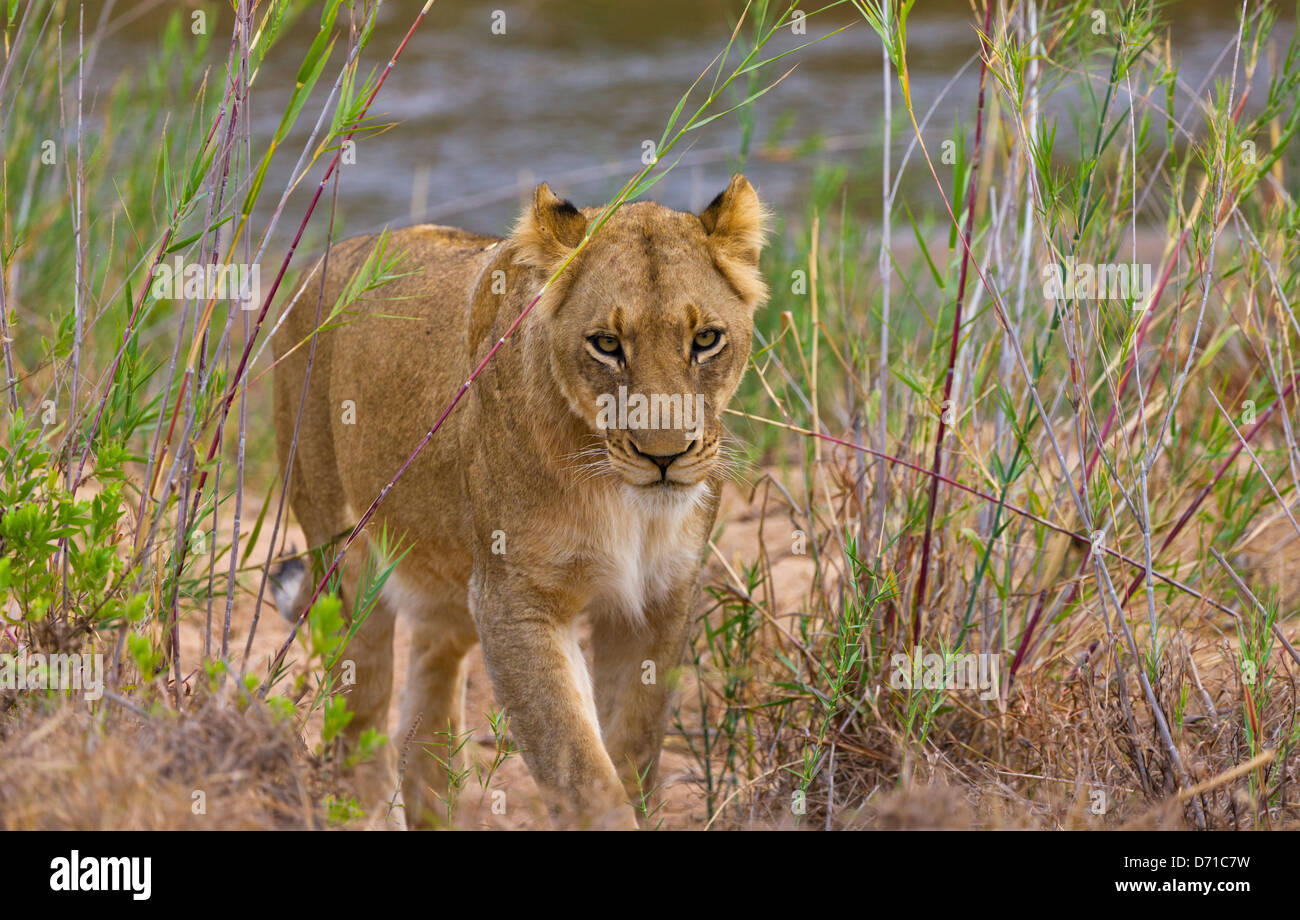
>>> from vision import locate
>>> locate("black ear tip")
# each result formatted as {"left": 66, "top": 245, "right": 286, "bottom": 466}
{"left": 537, "top": 181, "right": 579, "bottom": 216}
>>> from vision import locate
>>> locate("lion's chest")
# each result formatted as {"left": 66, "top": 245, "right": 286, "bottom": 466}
{"left": 582, "top": 485, "right": 708, "bottom": 624}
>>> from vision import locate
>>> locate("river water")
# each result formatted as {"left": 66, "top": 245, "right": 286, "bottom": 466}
{"left": 92, "top": 0, "right": 1291, "bottom": 240}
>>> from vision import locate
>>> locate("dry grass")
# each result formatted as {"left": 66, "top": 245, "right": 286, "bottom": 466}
{"left": 0, "top": 690, "right": 318, "bottom": 830}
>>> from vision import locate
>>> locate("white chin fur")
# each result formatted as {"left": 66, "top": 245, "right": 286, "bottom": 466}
{"left": 623, "top": 479, "right": 710, "bottom": 514}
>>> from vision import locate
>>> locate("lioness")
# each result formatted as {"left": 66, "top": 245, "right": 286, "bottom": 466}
{"left": 272, "top": 175, "right": 767, "bottom": 828}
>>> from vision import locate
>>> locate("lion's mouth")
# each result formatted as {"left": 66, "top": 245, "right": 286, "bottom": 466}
{"left": 631, "top": 461, "right": 712, "bottom": 491}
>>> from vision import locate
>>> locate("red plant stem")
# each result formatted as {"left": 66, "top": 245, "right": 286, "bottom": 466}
{"left": 1012, "top": 185, "right": 1244, "bottom": 684}
{"left": 1010, "top": 371, "right": 1300, "bottom": 687}
{"left": 733, "top": 412, "right": 1236, "bottom": 616}
{"left": 1006, "top": 586, "right": 1052, "bottom": 681}
{"left": 70, "top": 105, "right": 232, "bottom": 493}
{"left": 912, "top": 0, "right": 994, "bottom": 636}
{"left": 263, "top": 278, "right": 552, "bottom": 687}
{"left": 1040, "top": 79, "right": 1260, "bottom": 694}
{"left": 69, "top": 5, "right": 248, "bottom": 495}
{"left": 1130, "top": 372, "right": 1299, "bottom": 596}
{"left": 1013, "top": 58, "right": 1248, "bottom": 670}
{"left": 1083, "top": 227, "right": 1190, "bottom": 483}
{"left": 182, "top": 1, "right": 436, "bottom": 530}
{"left": 108, "top": 1, "right": 437, "bottom": 698}
{"left": 1057, "top": 356, "right": 1290, "bottom": 687}
{"left": 1008, "top": 231, "right": 1191, "bottom": 684}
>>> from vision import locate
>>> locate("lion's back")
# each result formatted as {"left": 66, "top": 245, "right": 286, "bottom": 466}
{"left": 272, "top": 224, "right": 500, "bottom": 559}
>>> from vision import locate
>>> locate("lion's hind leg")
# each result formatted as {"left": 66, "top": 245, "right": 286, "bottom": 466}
{"left": 391, "top": 574, "right": 479, "bottom": 829}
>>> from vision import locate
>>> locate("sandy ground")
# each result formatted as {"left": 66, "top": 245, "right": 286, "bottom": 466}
{"left": 175, "top": 475, "right": 817, "bottom": 830}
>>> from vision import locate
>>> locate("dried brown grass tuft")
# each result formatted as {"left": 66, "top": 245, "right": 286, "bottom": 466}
{"left": 0, "top": 691, "right": 321, "bottom": 830}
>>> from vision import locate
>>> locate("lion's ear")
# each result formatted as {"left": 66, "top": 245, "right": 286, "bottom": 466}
{"left": 512, "top": 182, "right": 588, "bottom": 271}
{"left": 700, "top": 173, "right": 765, "bottom": 267}
{"left": 701, "top": 174, "right": 767, "bottom": 306}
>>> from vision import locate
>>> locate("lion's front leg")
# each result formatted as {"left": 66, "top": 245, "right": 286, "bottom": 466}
{"left": 591, "top": 582, "right": 693, "bottom": 824}
{"left": 471, "top": 575, "right": 637, "bottom": 830}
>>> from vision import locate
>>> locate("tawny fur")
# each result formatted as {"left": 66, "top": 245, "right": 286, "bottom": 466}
{"left": 272, "top": 174, "right": 767, "bottom": 829}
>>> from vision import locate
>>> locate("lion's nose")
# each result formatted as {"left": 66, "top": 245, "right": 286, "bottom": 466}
{"left": 631, "top": 442, "right": 688, "bottom": 475}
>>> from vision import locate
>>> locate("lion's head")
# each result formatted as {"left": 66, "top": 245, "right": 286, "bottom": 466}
{"left": 511, "top": 174, "right": 767, "bottom": 494}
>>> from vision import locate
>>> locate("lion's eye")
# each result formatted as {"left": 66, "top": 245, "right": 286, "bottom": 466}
{"left": 692, "top": 329, "right": 723, "bottom": 355}
{"left": 590, "top": 334, "right": 622, "bottom": 357}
